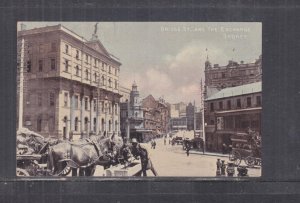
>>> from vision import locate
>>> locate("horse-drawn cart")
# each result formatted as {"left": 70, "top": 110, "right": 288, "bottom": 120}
{"left": 229, "top": 132, "right": 261, "bottom": 167}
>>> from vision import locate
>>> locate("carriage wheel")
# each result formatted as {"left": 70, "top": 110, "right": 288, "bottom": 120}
{"left": 245, "top": 156, "right": 255, "bottom": 167}
{"left": 229, "top": 151, "right": 241, "bottom": 166}
{"left": 58, "top": 166, "right": 72, "bottom": 176}
{"left": 16, "top": 168, "right": 30, "bottom": 176}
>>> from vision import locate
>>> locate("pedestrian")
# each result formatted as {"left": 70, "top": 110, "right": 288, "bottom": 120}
{"left": 186, "top": 143, "right": 191, "bottom": 157}
{"left": 153, "top": 140, "right": 156, "bottom": 149}
{"left": 131, "top": 138, "right": 158, "bottom": 176}
{"left": 164, "top": 137, "right": 166, "bottom": 145}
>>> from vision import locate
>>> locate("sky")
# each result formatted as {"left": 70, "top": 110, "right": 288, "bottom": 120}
{"left": 18, "top": 22, "right": 261, "bottom": 106}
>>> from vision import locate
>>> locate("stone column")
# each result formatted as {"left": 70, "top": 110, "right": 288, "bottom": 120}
{"left": 90, "top": 94, "right": 93, "bottom": 134}
{"left": 80, "top": 92, "right": 84, "bottom": 139}
{"left": 69, "top": 89, "right": 74, "bottom": 141}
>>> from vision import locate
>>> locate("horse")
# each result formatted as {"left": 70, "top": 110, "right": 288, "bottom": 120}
{"left": 47, "top": 133, "right": 125, "bottom": 176}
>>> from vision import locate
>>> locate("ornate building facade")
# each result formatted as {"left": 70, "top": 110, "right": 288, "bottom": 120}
{"left": 17, "top": 25, "right": 122, "bottom": 140}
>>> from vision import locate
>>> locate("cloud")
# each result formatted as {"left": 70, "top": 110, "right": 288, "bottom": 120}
{"left": 120, "top": 40, "right": 256, "bottom": 106}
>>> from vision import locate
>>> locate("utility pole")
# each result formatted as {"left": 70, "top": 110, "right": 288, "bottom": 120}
{"left": 201, "top": 78, "right": 206, "bottom": 153}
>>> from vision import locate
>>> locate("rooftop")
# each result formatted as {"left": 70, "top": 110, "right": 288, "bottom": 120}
{"left": 205, "top": 82, "right": 261, "bottom": 101}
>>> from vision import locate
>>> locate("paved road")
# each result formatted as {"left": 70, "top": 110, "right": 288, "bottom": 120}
{"left": 147, "top": 138, "right": 261, "bottom": 177}
{"left": 91, "top": 137, "right": 261, "bottom": 177}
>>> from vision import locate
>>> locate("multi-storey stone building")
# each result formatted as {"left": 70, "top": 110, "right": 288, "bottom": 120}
{"left": 204, "top": 82, "right": 262, "bottom": 152}
{"left": 142, "top": 95, "right": 169, "bottom": 138}
{"left": 204, "top": 56, "right": 262, "bottom": 98}
{"left": 17, "top": 25, "right": 122, "bottom": 140}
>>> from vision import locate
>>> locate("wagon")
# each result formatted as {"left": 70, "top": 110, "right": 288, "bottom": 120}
{"left": 228, "top": 132, "right": 261, "bottom": 167}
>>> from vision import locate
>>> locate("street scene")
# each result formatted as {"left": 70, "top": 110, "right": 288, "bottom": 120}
{"left": 16, "top": 22, "right": 261, "bottom": 177}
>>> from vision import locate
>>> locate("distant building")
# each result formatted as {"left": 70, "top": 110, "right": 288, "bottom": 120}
{"left": 170, "top": 117, "right": 187, "bottom": 131}
{"left": 17, "top": 25, "right": 122, "bottom": 139}
{"left": 142, "top": 95, "right": 169, "bottom": 139}
{"left": 186, "top": 102, "right": 195, "bottom": 131}
{"left": 204, "top": 82, "right": 262, "bottom": 152}
{"left": 204, "top": 56, "right": 262, "bottom": 98}
{"left": 119, "top": 82, "right": 149, "bottom": 142}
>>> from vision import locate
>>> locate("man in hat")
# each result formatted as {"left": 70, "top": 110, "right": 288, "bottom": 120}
{"left": 131, "top": 138, "right": 158, "bottom": 176}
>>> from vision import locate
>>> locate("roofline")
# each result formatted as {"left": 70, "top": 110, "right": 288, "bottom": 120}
{"left": 205, "top": 91, "right": 261, "bottom": 101}
{"left": 17, "top": 24, "right": 121, "bottom": 66}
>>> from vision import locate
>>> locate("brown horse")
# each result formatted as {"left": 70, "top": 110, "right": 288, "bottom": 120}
{"left": 48, "top": 134, "right": 124, "bottom": 176}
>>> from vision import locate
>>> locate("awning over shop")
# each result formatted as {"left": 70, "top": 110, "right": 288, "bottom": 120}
{"left": 215, "top": 107, "right": 262, "bottom": 116}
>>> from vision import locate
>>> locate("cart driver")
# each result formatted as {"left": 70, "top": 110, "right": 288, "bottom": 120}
{"left": 131, "top": 138, "right": 158, "bottom": 176}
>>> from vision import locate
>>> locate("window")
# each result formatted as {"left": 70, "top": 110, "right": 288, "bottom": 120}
{"left": 51, "top": 59, "right": 56, "bottom": 70}
{"left": 86, "top": 54, "right": 88, "bottom": 63}
{"left": 101, "top": 101, "right": 104, "bottom": 112}
{"left": 93, "top": 99, "right": 97, "bottom": 112}
{"left": 64, "top": 92, "right": 68, "bottom": 107}
{"left": 75, "top": 65, "right": 80, "bottom": 76}
{"left": 222, "top": 72, "right": 225, "bottom": 78}
{"left": 115, "top": 104, "right": 118, "bottom": 115}
{"left": 65, "top": 44, "right": 69, "bottom": 54}
{"left": 49, "top": 92, "right": 55, "bottom": 106}
{"left": 101, "top": 76, "right": 105, "bottom": 86}
{"left": 219, "top": 101, "right": 223, "bottom": 110}
{"left": 256, "top": 96, "right": 261, "bottom": 106}
{"left": 85, "top": 69, "right": 89, "bottom": 80}
{"left": 94, "top": 58, "right": 97, "bottom": 66}
{"left": 237, "top": 99, "right": 241, "bottom": 108}
{"left": 37, "top": 93, "right": 42, "bottom": 106}
{"left": 65, "top": 60, "right": 69, "bottom": 72}
{"left": 109, "top": 66, "right": 111, "bottom": 73}
{"left": 27, "top": 60, "right": 31, "bottom": 72}
{"left": 51, "top": 42, "right": 56, "bottom": 52}
{"left": 210, "top": 102, "right": 214, "bottom": 111}
{"left": 94, "top": 73, "right": 97, "bottom": 82}
{"left": 38, "top": 60, "right": 43, "bottom": 72}
{"left": 115, "top": 68, "right": 117, "bottom": 76}
{"left": 74, "top": 117, "right": 78, "bottom": 131}
{"left": 84, "top": 97, "right": 88, "bottom": 110}
{"left": 84, "top": 117, "right": 88, "bottom": 131}
{"left": 108, "top": 78, "right": 112, "bottom": 87}
{"left": 247, "top": 97, "right": 252, "bottom": 107}
{"left": 115, "top": 80, "right": 118, "bottom": 89}
{"left": 74, "top": 95, "right": 79, "bottom": 109}
{"left": 109, "top": 103, "right": 112, "bottom": 114}
{"left": 227, "top": 100, "right": 231, "bottom": 109}
{"left": 76, "top": 50, "right": 79, "bottom": 59}
{"left": 93, "top": 118, "right": 97, "bottom": 132}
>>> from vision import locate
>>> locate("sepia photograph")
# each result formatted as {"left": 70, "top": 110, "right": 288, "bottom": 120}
{"left": 16, "top": 22, "right": 262, "bottom": 177}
